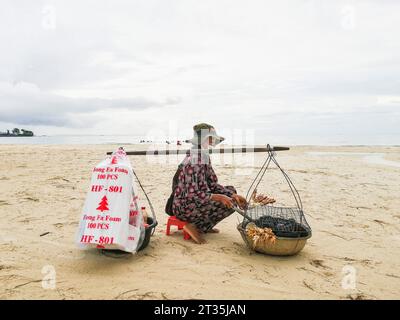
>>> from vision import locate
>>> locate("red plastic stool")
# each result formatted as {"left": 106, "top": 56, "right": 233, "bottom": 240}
{"left": 166, "top": 216, "right": 191, "bottom": 240}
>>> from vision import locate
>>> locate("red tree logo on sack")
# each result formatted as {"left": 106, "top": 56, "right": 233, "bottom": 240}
{"left": 96, "top": 196, "right": 109, "bottom": 212}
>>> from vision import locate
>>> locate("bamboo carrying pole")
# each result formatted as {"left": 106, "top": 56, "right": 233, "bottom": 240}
{"left": 106, "top": 146, "right": 290, "bottom": 156}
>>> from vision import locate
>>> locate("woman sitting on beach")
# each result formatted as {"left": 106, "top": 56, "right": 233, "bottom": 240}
{"left": 171, "top": 123, "right": 274, "bottom": 244}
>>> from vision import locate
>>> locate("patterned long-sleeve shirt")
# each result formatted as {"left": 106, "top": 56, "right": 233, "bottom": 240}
{"left": 172, "top": 151, "right": 236, "bottom": 216}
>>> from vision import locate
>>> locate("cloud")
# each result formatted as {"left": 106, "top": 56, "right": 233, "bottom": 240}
{"left": 0, "top": 0, "right": 399, "bottom": 141}
{"left": 0, "top": 82, "right": 179, "bottom": 127}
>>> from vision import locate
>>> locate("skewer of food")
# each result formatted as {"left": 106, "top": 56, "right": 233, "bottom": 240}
{"left": 245, "top": 222, "right": 277, "bottom": 249}
{"left": 249, "top": 189, "right": 276, "bottom": 208}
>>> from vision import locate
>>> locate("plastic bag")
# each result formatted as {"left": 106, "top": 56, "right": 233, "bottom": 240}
{"left": 76, "top": 148, "right": 145, "bottom": 253}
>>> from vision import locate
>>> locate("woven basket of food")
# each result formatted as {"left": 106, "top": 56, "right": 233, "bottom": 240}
{"left": 237, "top": 217, "right": 311, "bottom": 256}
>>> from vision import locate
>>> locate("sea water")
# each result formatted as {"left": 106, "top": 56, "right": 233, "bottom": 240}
{"left": 0, "top": 135, "right": 144, "bottom": 145}
{"left": 0, "top": 133, "right": 399, "bottom": 146}
{"left": 307, "top": 152, "right": 400, "bottom": 168}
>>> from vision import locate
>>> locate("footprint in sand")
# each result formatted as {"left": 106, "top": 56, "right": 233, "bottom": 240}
{"left": 24, "top": 197, "right": 40, "bottom": 202}
{"left": 328, "top": 256, "right": 381, "bottom": 269}
{"left": 165, "top": 240, "right": 193, "bottom": 255}
{"left": 249, "top": 272, "right": 271, "bottom": 285}
{"left": 310, "top": 259, "right": 331, "bottom": 270}
{"left": 373, "top": 219, "right": 388, "bottom": 227}
{"left": 0, "top": 264, "right": 12, "bottom": 271}
{"left": 240, "top": 263, "right": 256, "bottom": 273}
{"left": 48, "top": 176, "right": 71, "bottom": 182}
{"left": 303, "top": 280, "right": 317, "bottom": 292}
{"left": 346, "top": 293, "right": 371, "bottom": 300}
{"left": 58, "top": 287, "right": 82, "bottom": 299}
{"left": 16, "top": 192, "right": 40, "bottom": 202}
{"left": 220, "top": 242, "right": 248, "bottom": 255}
{"left": 341, "top": 257, "right": 374, "bottom": 266}
{"left": 115, "top": 289, "right": 171, "bottom": 300}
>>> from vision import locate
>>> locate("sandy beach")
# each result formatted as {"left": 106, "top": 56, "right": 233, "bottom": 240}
{"left": 0, "top": 144, "right": 399, "bottom": 300}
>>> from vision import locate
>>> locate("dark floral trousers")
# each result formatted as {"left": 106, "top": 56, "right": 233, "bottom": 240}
{"left": 175, "top": 186, "right": 236, "bottom": 233}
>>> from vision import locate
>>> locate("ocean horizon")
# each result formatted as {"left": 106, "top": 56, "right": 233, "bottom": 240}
{"left": 0, "top": 134, "right": 398, "bottom": 146}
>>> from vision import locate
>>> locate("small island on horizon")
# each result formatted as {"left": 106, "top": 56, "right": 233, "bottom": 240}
{"left": 0, "top": 128, "right": 34, "bottom": 137}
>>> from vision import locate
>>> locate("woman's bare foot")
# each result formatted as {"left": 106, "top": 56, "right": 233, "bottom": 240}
{"left": 183, "top": 223, "right": 207, "bottom": 244}
{"left": 208, "top": 228, "right": 220, "bottom": 233}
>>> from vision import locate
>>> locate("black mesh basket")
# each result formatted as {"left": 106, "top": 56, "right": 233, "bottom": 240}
{"left": 241, "top": 206, "right": 311, "bottom": 238}
{"left": 236, "top": 145, "right": 312, "bottom": 255}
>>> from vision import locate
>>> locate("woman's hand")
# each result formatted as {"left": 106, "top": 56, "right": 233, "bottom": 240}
{"left": 232, "top": 194, "right": 247, "bottom": 209}
{"left": 211, "top": 194, "right": 234, "bottom": 209}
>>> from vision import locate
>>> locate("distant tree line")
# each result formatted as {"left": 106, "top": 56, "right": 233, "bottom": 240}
{"left": 0, "top": 128, "right": 34, "bottom": 136}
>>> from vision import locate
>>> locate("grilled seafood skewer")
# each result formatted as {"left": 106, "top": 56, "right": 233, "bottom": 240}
{"left": 250, "top": 189, "right": 276, "bottom": 207}
{"left": 246, "top": 222, "right": 277, "bottom": 249}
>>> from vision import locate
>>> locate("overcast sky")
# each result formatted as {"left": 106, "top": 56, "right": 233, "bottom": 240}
{"left": 0, "top": 0, "right": 399, "bottom": 144}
